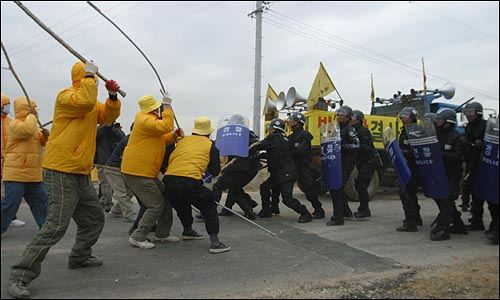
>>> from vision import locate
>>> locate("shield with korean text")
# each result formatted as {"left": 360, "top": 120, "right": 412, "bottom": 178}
{"left": 320, "top": 121, "right": 342, "bottom": 190}
{"left": 407, "top": 120, "right": 449, "bottom": 199}
{"left": 476, "top": 117, "right": 499, "bottom": 205}
{"left": 215, "top": 114, "right": 250, "bottom": 157}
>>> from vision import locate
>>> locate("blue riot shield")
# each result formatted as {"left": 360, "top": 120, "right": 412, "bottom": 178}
{"left": 320, "top": 122, "right": 342, "bottom": 190}
{"left": 383, "top": 127, "right": 411, "bottom": 188}
{"left": 215, "top": 114, "right": 250, "bottom": 157}
{"left": 407, "top": 120, "right": 449, "bottom": 199}
{"left": 475, "top": 117, "right": 499, "bottom": 205}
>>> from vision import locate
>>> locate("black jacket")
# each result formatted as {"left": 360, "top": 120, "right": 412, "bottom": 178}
{"left": 352, "top": 123, "right": 376, "bottom": 168}
{"left": 437, "top": 125, "right": 464, "bottom": 198}
{"left": 339, "top": 121, "right": 360, "bottom": 168}
{"left": 253, "top": 130, "right": 296, "bottom": 183}
{"left": 288, "top": 125, "right": 313, "bottom": 166}
{"left": 464, "top": 117, "right": 487, "bottom": 172}
{"left": 94, "top": 125, "right": 125, "bottom": 165}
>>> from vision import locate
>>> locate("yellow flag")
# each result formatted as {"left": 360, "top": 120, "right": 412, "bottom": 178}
{"left": 262, "top": 83, "right": 279, "bottom": 115}
{"left": 422, "top": 57, "right": 427, "bottom": 94}
{"left": 307, "top": 62, "right": 336, "bottom": 111}
{"left": 370, "top": 73, "right": 375, "bottom": 103}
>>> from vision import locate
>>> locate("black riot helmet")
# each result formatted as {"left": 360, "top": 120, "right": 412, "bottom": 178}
{"left": 437, "top": 108, "right": 457, "bottom": 125}
{"left": 352, "top": 110, "right": 365, "bottom": 122}
{"left": 463, "top": 102, "right": 483, "bottom": 116}
{"left": 423, "top": 112, "right": 438, "bottom": 124}
{"left": 270, "top": 118, "right": 286, "bottom": 132}
{"left": 288, "top": 112, "right": 305, "bottom": 125}
{"left": 336, "top": 105, "right": 353, "bottom": 118}
{"left": 398, "top": 107, "right": 418, "bottom": 122}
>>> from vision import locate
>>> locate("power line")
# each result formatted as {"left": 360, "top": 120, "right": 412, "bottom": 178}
{"left": 411, "top": 2, "right": 499, "bottom": 41}
{"left": 264, "top": 9, "right": 498, "bottom": 100}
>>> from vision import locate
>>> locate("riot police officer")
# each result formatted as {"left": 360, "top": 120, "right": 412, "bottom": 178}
{"left": 433, "top": 108, "right": 468, "bottom": 240}
{"left": 351, "top": 110, "right": 377, "bottom": 218}
{"left": 288, "top": 112, "right": 325, "bottom": 219}
{"left": 254, "top": 118, "right": 313, "bottom": 223}
{"left": 462, "top": 102, "right": 488, "bottom": 231}
{"left": 326, "top": 105, "right": 360, "bottom": 226}
{"left": 396, "top": 107, "right": 422, "bottom": 232}
{"left": 213, "top": 130, "right": 261, "bottom": 220}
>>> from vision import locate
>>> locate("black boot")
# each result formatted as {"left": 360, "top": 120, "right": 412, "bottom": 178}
{"left": 312, "top": 208, "right": 325, "bottom": 219}
{"left": 449, "top": 211, "right": 468, "bottom": 235}
{"left": 326, "top": 216, "right": 344, "bottom": 226}
{"left": 298, "top": 212, "right": 313, "bottom": 223}
{"left": 430, "top": 213, "right": 450, "bottom": 241}
{"left": 396, "top": 219, "right": 418, "bottom": 232}
{"left": 218, "top": 209, "right": 234, "bottom": 217}
{"left": 258, "top": 207, "right": 272, "bottom": 218}
{"left": 354, "top": 208, "right": 371, "bottom": 218}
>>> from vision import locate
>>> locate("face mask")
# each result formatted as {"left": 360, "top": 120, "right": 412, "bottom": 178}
{"left": 2, "top": 103, "right": 10, "bottom": 115}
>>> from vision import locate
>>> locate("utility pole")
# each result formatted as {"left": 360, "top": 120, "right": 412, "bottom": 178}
{"left": 249, "top": 1, "right": 264, "bottom": 137}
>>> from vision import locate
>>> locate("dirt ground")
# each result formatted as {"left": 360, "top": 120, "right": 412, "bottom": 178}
{"left": 256, "top": 256, "right": 499, "bottom": 299}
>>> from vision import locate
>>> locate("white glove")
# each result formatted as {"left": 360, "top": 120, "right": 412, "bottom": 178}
{"left": 162, "top": 92, "right": 173, "bottom": 105}
{"left": 84, "top": 60, "right": 98, "bottom": 75}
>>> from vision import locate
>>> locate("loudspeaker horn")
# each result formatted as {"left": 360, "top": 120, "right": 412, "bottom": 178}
{"left": 285, "top": 87, "right": 307, "bottom": 108}
{"left": 265, "top": 99, "right": 278, "bottom": 114}
{"left": 276, "top": 91, "right": 287, "bottom": 110}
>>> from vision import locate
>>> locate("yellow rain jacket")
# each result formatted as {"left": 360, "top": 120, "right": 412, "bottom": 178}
{"left": 42, "top": 62, "right": 121, "bottom": 175}
{"left": 3, "top": 98, "right": 47, "bottom": 182}
{"left": 1, "top": 93, "right": 12, "bottom": 176}
{"left": 165, "top": 135, "right": 214, "bottom": 180}
{"left": 121, "top": 108, "right": 175, "bottom": 178}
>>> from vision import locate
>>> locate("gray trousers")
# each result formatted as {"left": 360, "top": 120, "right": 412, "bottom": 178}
{"left": 10, "top": 169, "right": 104, "bottom": 284}
{"left": 123, "top": 174, "right": 173, "bottom": 241}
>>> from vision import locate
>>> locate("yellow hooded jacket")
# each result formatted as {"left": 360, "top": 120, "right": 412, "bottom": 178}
{"left": 42, "top": 62, "right": 121, "bottom": 175}
{"left": 3, "top": 97, "right": 47, "bottom": 182}
{"left": 1, "top": 93, "right": 12, "bottom": 176}
{"left": 121, "top": 108, "right": 175, "bottom": 178}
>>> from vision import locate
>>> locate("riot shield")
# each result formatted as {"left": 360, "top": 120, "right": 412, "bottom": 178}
{"left": 476, "top": 117, "right": 499, "bottom": 205}
{"left": 320, "top": 121, "right": 342, "bottom": 190}
{"left": 407, "top": 120, "right": 449, "bottom": 199}
{"left": 215, "top": 114, "right": 250, "bottom": 157}
{"left": 382, "top": 127, "right": 411, "bottom": 188}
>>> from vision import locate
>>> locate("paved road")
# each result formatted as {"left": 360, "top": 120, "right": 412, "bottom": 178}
{"left": 1, "top": 188, "right": 498, "bottom": 299}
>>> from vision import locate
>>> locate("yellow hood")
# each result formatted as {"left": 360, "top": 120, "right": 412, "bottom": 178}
{"left": 13, "top": 97, "right": 37, "bottom": 120}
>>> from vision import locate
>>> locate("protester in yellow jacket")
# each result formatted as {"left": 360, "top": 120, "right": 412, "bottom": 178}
{"left": 122, "top": 94, "right": 179, "bottom": 249}
{"left": 1, "top": 97, "right": 49, "bottom": 234}
{"left": 9, "top": 60, "right": 122, "bottom": 299}
{"left": 1, "top": 92, "right": 12, "bottom": 177}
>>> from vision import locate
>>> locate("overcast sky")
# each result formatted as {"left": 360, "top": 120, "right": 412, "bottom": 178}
{"left": 1, "top": 1, "right": 499, "bottom": 137}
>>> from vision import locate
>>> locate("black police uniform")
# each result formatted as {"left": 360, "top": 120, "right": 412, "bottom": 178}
{"left": 397, "top": 125, "right": 422, "bottom": 231}
{"left": 213, "top": 131, "right": 261, "bottom": 219}
{"left": 288, "top": 124, "right": 325, "bottom": 218}
{"left": 463, "top": 117, "right": 487, "bottom": 230}
{"left": 352, "top": 122, "right": 377, "bottom": 217}
{"left": 433, "top": 124, "right": 468, "bottom": 239}
{"left": 327, "top": 121, "right": 359, "bottom": 225}
{"left": 254, "top": 130, "right": 312, "bottom": 222}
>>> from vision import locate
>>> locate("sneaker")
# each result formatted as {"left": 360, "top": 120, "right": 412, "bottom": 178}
{"left": 209, "top": 242, "right": 231, "bottom": 254}
{"left": 68, "top": 255, "right": 103, "bottom": 269}
{"left": 182, "top": 230, "right": 204, "bottom": 240}
{"left": 129, "top": 237, "right": 155, "bottom": 249}
{"left": 10, "top": 219, "right": 26, "bottom": 227}
{"left": 109, "top": 211, "right": 123, "bottom": 218}
{"left": 8, "top": 280, "right": 30, "bottom": 299}
{"left": 153, "top": 235, "right": 180, "bottom": 243}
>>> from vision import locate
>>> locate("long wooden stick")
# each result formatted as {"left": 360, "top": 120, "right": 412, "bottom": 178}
{"left": 1, "top": 40, "right": 44, "bottom": 129}
{"left": 14, "top": 1, "right": 127, "bottom": 98}
{"left": 87, "top": 1, "right": 181, "bottom": 128}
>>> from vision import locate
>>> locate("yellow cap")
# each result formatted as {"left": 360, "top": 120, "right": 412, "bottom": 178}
{"left": 192, "top": 116, "right": 215, "bottom": 136}
{"left": 138, "top": 94, "right": 161, "bottom": 114}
